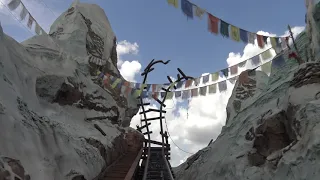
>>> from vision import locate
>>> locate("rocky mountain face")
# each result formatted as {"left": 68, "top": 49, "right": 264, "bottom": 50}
{"left": 174, "top": 25, "right": 320, "bottom": 180}
{"left": 0, "top": 1, "right": 143, "bottom": 180}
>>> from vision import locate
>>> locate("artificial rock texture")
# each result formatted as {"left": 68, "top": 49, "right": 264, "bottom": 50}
{"left": 174, "top": 32, "right": 320, "bottom": 180}
{"left": 0, "top": 1, "right": 142, "bottom": 180}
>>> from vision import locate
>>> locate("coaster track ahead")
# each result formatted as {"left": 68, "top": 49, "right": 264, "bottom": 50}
{"left": 135, "top": 59, "right": 194, "bottom": 180}
{"left": 102, "top": 59, "right": 193, "bottom": 180}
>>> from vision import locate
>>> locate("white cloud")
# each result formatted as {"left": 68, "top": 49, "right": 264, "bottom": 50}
{"left": 116, "top": 40, "right": 142, "bottom": 82}
{"left": 131, "top": 26, "right": 305, "bottom": 167}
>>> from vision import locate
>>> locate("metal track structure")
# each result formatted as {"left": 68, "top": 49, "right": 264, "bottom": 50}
{"left": 134, "top": 59, "right": 194, "bottom": 180}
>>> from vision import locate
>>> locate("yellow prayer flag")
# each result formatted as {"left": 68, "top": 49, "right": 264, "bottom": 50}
{"left": 270, "top": 37, "right": 277, "bottom": 48}
{"left": 195, "top": 6, "right": 206, "bottom": 18}
{"left": 211, "top": 72, "right": 219, "bottom": 81}
{"left": 111, "top": 78, "right": 121, "bottom": 89}
{"left": 230, "top": 25, "right": 240, "bottom": 42}
{"left": 140, "top": 84, "right": 147, "bottom": 90}
{"left": 132, "top": 89, "right": 142, "bottom": 98}
{"left": 167, "top": 0, "right": 178, "bottom": 8}
{"left": 166, "top": 92, "right": 174, "bottom": 100}
{"left": 261, "top": 49, "right": 273, "bottom": 60}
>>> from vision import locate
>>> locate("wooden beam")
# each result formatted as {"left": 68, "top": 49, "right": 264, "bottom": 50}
{"left": 139, "top": 109, "right": 166, "bottom": 114}
{"left": 141, "top": 116, "right": 164, "bottom": 122}
{"left": 144, "top": 139, "right": 170, "bottom": 147}
{"left": 143, "top": 131, "right": 152, "bottom": 135}
{"left": 137, "top": 123, "right": 151, "bottom": 131}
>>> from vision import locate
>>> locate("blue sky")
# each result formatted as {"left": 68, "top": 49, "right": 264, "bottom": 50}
{"left": 1, "top": 0, "right": 306, "bottom": 83}
{"left": 0, "top": 0, "right": 307, "bottom": 166}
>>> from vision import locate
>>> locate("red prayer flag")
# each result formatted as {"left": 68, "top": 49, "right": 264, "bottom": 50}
{"left": 152, "top": 92, "right": 159, "bottom": 99}
{"left": 185, "top": 80, "right": 193, "bottom": 88}
{"left": 103, "top": 73, "right": 110, "bottom": 85}
{"left": 152, "top": 84, "right": 157, "bottom": 92}
{"left": 125, "top": 87, "right": 132, "bottom": 96}
{"left": 123, "top": 81, "right": 130, "bottom": 87}
{"left": 257, "top": 34, "right": 265, "bottom": 48}
{"left": 208, "top": 13, "right": 219, "bottom": 34}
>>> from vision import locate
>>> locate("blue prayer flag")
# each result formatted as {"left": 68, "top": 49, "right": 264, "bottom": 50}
{"left": 202, "top": 75, "right": 210, "bottom": 84}
{"left": 181, "top": 0, "right": 193, "bottom": 19}
{"left": 272, "top": 54, "right": 285, "bottom": 68}
{"left": 240, "top": 29, "right": 248, "bottom": 43}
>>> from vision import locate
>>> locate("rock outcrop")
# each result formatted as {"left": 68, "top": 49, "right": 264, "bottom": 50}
{"left": 0, "top": 1, "right": 142, "bottom": 180}
{"left": 174, "top": 30, "right": 320, "bottom": 179}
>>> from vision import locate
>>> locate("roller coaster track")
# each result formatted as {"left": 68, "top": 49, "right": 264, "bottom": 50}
{"left": 103, "top": 59, "right": 193, "bottom": 180}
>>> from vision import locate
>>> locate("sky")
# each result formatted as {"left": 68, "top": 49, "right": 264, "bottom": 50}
{"left": 0, "top": 0, "right": 307, "bottom": 167}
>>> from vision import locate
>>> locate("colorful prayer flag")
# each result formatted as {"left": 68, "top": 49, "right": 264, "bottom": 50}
{"left": 218, "top": 81, "right": 227, "bottom": 92}
{"left": 111, "top": 78, "right": 121, "bottom": 89}
{"left": 248, "top": 32, "right": 256, "bottom": 44}
{"left": 202, "top": 74, "right": 210, "bottom": 84}
{"left": 211, "top": 72, "right": 219, "bottom": 81}
{"left": 240, "top": 29, "right": 248, "bottom": 43}
{"left": 270, "top": 37, "right": 277, "bottom": 48}
{"left": 175, "top": 91, "right": 182, "bottom": 98}
{"left": 193, "top": 78, "right": 200, "bottom": 86}
{"left": 20, "top": 4, "right": 28, "bottom": 20}
{"left": 257, "top": 34, "right": 265, "bottom": 48}
{"left": 230, "top": 25, "right": 240, "bottom": 42}
{"left": 182, "top": 90, "right": 190, "bottom": 99}
{"left": 146, "top": 84, "right": 151, "bottom": 91}
{"left": 152, "top": 92, "right": 159, "bottom": 99}
{"left": 228, "top": 76, "right": 238, "bottom": 84}
{"left": 261, "top": 49, "right": 273, "bottom": 60}
{"left": 166, "top": 91, "right": 174, "bottom": 99}
{"left": 261, "top": 61, "right": 272, "bottom": 74}
{"left": 208, "top": 13, "right": 219, "bottom": 34}
{"left": 195, "top": 6, "right": 205, "bottom": 18}
{"left": 251, "top": 55, "right": 260, "bottom": 66}
{"left": 167, "top": 0, "right": 178, "bottom": 8}
{"left": 208, "top": 84, "right": 216, "bottom": 94}
{"left": 181, "top": 0, "right": 193, "bottom": 19}
{"left": 220, "top": 20, "right": 229, "bottom": 37}
{"left": 152, "top": 84, "right": 157, "bottom": 92}
{"left": 27, "top": 14, "right": 34, "bottom": 29}
{"left": 185, "top": 79, "right": 193, "bottom": 88}
{"left": 272, "top": 54, "right": 285, "bottom": 68}
{"left": 161, "top": 92, "right": 166, "bottom": 98}
{"left": 8, "top": 0, "right": 20, "bottom": 11}
{"left": 191, "top": 88, "right": 198, "bottom": 97}
{"left": 221, "top": 68, "right": 229, "bottom": 78}
{"left": 238, "top": 60, "right": 247, "bottom": 68}
{"left": 230, "top": 65, "right": 238, "bottom": 75}
{"left": 281, "top": 37, "right": 287, "bottom": 50}
{"left": 263, "top": 36, "right": 268, "bottom": 45}
{"left": 35, "top": 23, "right": 41, "bottom": 35}
{"left": 176, "top": 81, "right": 183, "bottom": 89}
{"left": 199, "top": 86, "right": 207, "bottom": 96}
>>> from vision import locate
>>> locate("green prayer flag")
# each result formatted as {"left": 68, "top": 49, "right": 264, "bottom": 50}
{"left": 208, "top": 84, "right": 217, "bottom": 94}
{"left": 132, "top": 89, "right": 141, "bottom": 98}
{"left": 220, "top": 20, "right": 229, "bottom": 38}
{"left": 166, "top": 91, "right": 174, "bottom": 99}
{"left": 200, "top": 86, "right": 207, "bottom": 96}
{"left": 261, "top": 49, "right": 273, "bottom": 60}
{"left": 211, "top": 72, "right": 219, "bottom": 81}
{"left": 261, "top": 61, "right": 272, "bottom": 74}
